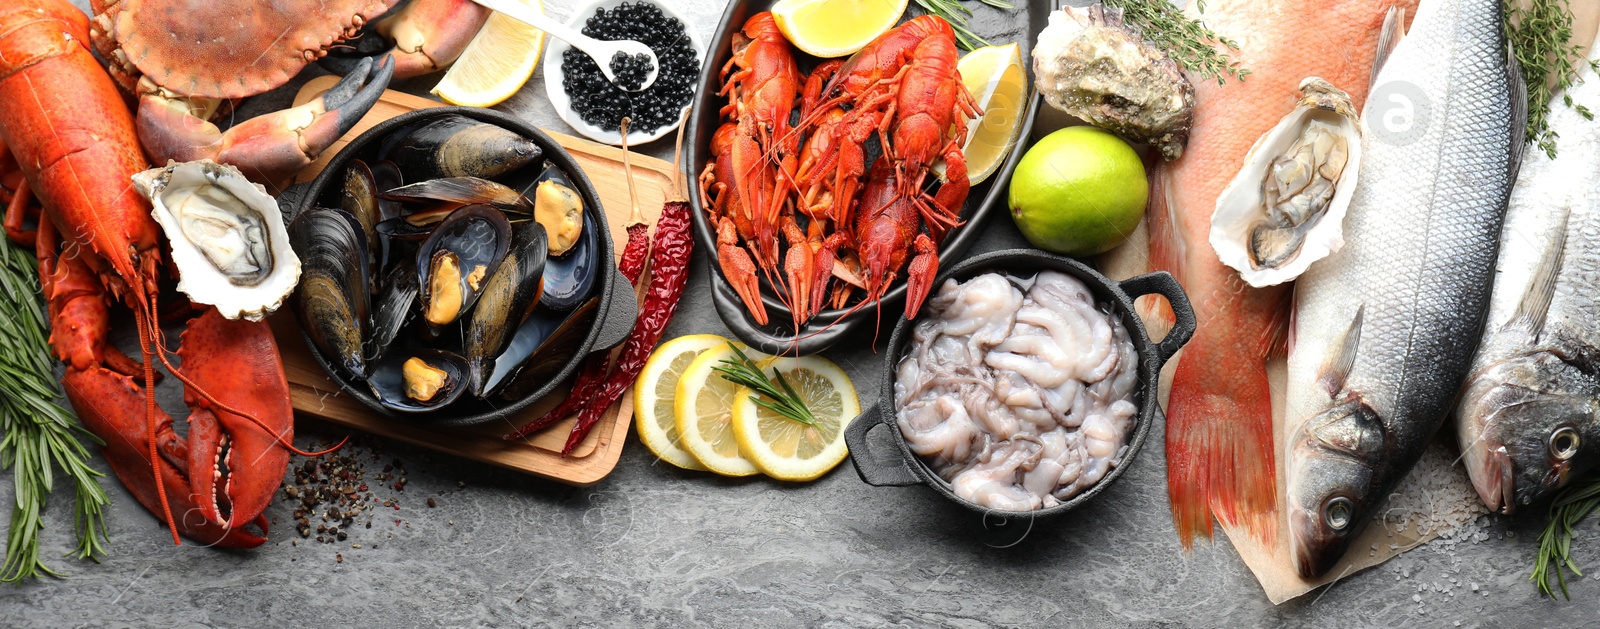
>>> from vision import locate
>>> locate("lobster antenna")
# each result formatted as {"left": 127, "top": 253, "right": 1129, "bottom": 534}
{"left": 134, "top": 308, "right": 182, "bottom": 545}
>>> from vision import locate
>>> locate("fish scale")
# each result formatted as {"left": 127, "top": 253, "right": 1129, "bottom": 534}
{"left": 1455, "top": 41, "right": 1600, "bottom": 516}
{"left": 1284, "top": 0, "right": 1520, "bottom": 578}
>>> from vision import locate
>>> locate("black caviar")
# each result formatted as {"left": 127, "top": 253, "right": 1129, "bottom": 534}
{"left": 563, "top": 2, "right": 699, "bottom": 135}
{"left": 608, "top": 51, "right": 654, "bottom": 92}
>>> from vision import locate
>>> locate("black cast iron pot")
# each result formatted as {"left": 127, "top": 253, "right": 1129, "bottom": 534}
{"left": 290, "top": 107, "right": 637, "bottom": 427}
{"left": 685, "top": 0, "right": 1051, "bottom": 356}
{"left": 845, "top": 249, "right": 1195, "bottom": 533}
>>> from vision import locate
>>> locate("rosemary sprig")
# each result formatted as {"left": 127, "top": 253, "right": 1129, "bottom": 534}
{"left": 1532, "top": 470, "right": 1600, "bottom": 598}
{"left": 711, "top": 343, "right": 816, "bottom": 426}
{"left": 1506, "top": 0, "right": 1599, "bottom": 159}
{"left": 0, "top": 236, "right": 110, "bottom": 584}
{"left": 912, "top": 0, "right": 1014, "bottom": 51}
{"left": 1102, "top": 0, "right": 1250, "bottom": 84}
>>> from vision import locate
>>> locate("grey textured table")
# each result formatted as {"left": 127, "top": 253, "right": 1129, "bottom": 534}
{"left": 4, "top": 1, "right": 1596, "bottom": 626}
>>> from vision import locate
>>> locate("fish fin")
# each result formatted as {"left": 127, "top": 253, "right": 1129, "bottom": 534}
{"left": 1317, "top": 304, "right": 1364, "bottom": 396}
{"left": 1505, "top": 42, "right": 1529, "bottom": 181}
{"left": 1166, "top": 344, "right": 1279, "bottom": 548}
{"left": 1371, "top": 6, "right": 1407, "bottom": 82}
{"left": 1263, "top": 289, "right": 1293, "bottom": 361}
{"left": 1144, "top": 162, "right": 1179, "bottom": 326}
{"left": 1505, "top": 207, "right": 1569, "bottom": 339}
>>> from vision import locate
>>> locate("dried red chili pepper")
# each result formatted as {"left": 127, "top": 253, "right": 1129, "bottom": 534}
{"left": 561, "top": 197, "right": 692, "bottom": 454}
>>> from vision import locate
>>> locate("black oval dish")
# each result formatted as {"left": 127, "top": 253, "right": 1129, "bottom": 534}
{"left": 686, "top": 0, "right": 1051, "bottom": 356}
{"left": 844, "top": 249, "right": 1196, "bottom": 534}
{"left": 293, "top": 107, "right": 637, "bottom": 427}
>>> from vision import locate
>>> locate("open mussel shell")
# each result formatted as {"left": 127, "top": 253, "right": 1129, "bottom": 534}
{"left": 369, "top": 160, "right": 406, "bottom": 221}
{"left": 384, "top": 177, "right": 536, "bottom": 215}
{"left": 540, "top": 203, "right": 599, "bottom": 311}
{"left": 465, "top": 221, "right": 549, "bottom": 396}
{"left": 365, "top": 263, "right": 419, "bottom": 363}
{"left": 367, "top": 349, "right": 471, "bottom": 413}
{"left": 290, "top": 207, "right": 371, "bottom": 379}
{"left": 416, "top": 205, "right": 513, "bottom": 330}
{"left": 379, "top": 114, "right": 544, "bottom": 182}
{"left": 531, "top": 165, "right": 584, "bottom": 256}
{"left": 481, "top": 298, "right": 600, "bottom": 399}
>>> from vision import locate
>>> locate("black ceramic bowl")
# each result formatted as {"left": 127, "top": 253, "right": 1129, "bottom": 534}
{"left": 686, "top": 0, "right": 1053, "bottom": 356}
{"left": 845, "top": 249, "right": 1195, "bottom": 529}
{"left": 292, "top": 107, "right": 637, "bottom": 427}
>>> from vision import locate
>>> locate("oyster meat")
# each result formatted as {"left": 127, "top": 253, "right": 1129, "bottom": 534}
{"left": 1032, "top": 3, "right": 1195, "bottom": 160}
{"left": 133, "top": 160, "right": 300, "bottom": 321}
{"left": 1209, "top": 77, "right": 1362, "bottom": 287}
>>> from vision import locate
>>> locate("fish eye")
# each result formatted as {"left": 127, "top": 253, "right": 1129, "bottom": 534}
{"left": 1323, "top": 496, "right": 1353, "bottom": 531}
{"left": 1550, "top": 427, "right": 1581, "bottom": 461}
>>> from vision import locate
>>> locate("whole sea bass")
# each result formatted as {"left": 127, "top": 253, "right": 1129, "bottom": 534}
{"left": 1147, "top": 0, "right": 1417, "bottom": 547}
{"left": 1455, "top": 44, "right": 1600, "bottom": 516}
{"left": 1283, "top": 0, "right": 1522, "bottom": 578}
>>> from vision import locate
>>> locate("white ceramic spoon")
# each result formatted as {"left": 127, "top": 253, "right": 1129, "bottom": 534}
{"left": 471, "top": 0, "right": 660, "bottom": 91}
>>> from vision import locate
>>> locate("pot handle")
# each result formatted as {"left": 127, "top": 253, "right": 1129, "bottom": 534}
{"left": 709, "top": 271, "right": 857, "bottom": 356}
{"left": 590, "top": 265, "right": 639, "bottom": 352}
{"left": 1118, "top": 271, "right": 1196, "bottom": 369}
{"left": 844, "top": 402, "right": 921, "bottom": 487}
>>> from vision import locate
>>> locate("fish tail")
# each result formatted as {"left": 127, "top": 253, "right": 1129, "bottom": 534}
{"left": 1165, "top": 336, "right": 1279, "bottom": 548}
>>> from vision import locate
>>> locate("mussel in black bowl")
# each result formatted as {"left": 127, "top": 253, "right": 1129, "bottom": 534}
{"left": 368, "top": 349, "right": 472, "bottom": 413}
{"left": 483, "top": 298, "right": 600, "bottom": 400}
{"left": 290, "top": 207, "right": 371, "bottom": 379}
{"left": 465, "top": 221, "right": 549, "bottom": 395}
{"left": 416, "top": 205, "right": 512, "bottom": 331}
{"left": 379, "top": 113, "right": 545, "bottom": 182}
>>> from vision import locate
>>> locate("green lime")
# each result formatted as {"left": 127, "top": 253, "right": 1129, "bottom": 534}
{"left": 1007, "top": 127, "right": 1149, "bottom": 257}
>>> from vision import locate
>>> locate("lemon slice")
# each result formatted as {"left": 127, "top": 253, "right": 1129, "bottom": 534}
{"left": 634, "top": 334, "right": 732, "bottom": 471}
{"left": 675, "top": 343, "right": 770, "bottom": 477}
{"left": 771, "top": 0, "right": 907, "bottom": 58}
{"left": 730, "top": 355, "right": 860, "bottom": 481}
{"left": 939, "top": 43, "right": 1028, "bottom": 186}
{"left": 432, "top": 0, "right": 547, "bottom": 107}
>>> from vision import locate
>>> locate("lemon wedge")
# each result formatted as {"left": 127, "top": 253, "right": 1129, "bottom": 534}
{"left": 634, "top": 334, "right": 733, "bottom": 471}
{"left": 942, "top": 43, "right": 1028, "bottom": 186}
{"left": 771, "top": 0, "right": 907, "bottom": 58}
{"left": 730, "top": 355, "right": 859, "bottom": 481}
{"left": 675, "top": 343, "right": 770, "bottom": 477}
{"left": 432, "top": 0, "right": 547, "bottom": 107}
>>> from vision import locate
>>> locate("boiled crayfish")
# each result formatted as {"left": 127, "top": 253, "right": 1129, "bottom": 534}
{"left": 0, "top": 0, "right": 317, "bottom": 547}
{"left": 698, "top": 14, "right": 977, "bottom": 332}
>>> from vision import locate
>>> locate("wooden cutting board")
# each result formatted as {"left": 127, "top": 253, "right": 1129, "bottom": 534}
{"left": 275, "top": 75, "right": 676, "bottom": 486}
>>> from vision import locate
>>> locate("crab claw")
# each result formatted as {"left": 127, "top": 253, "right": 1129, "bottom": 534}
{"left": 374, "top": 0, "right": 490, "bottom": 78}
{"left": 178, "top": 307, "right": 293, "bottom": 533}
{"left": 134, "top": 55, "right": 395, "bottom": 188}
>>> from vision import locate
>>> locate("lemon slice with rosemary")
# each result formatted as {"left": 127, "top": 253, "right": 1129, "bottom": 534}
{"left": 729, "top": 355, "right": 859, "bottom": 481}
{"left": 675, "top": 343, "right": 769, "bottom": 477}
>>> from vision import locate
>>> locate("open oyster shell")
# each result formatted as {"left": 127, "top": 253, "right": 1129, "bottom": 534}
{"left": 1209, "top": 77, "right": 1363, "bottom": 288}
{"left": 1033, "top": 3, "right": 1195, "bottom": 160}
{"left": 133, "top": 160, "right": 301, "bottom": 321}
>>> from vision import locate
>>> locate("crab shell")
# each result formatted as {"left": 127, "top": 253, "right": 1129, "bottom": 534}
{"left": 1209, "top": 77, "right": 1363, "bottom": 288}
{"left": 93, "top": 0, "right": 398, "bottom": 99}
{"left": 132, "top": 160, "right": 302, "bottom": 321}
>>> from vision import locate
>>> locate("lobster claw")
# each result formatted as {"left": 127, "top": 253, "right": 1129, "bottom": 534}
{"left": 65, "top": 366, "right": 269, "bottom": 548}
{"left": 903, "top": 233, "right": 938, "bottom": 320}
{"left": 178, "top": 308, "right": 293, "bottom": 534}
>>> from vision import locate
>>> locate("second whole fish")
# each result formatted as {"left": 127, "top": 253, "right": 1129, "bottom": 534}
{"left": 1283, "top": 0, "right": 1523, "bottom": 579}
{"left": 1455, "top": 42, "right": 1600, "bottom": 516}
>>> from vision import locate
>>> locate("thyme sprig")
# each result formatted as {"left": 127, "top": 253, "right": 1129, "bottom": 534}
{"left": 712, "top": 343, "right": 816, "bottom": 426}
{"left": 1103, "top": 0, "right": 1250, "bottom": 84}
{"left": 912, "top": 0, "right": 1014, "bottom": 51}
{"left": 0, "top": 237, "right": 110, "bottom": 583}
{"left": 1506, "top": 0, "right": 1599, "bottom": 159}
{"left": 1532, "top": 470, "right": 1600, "bottom": 598}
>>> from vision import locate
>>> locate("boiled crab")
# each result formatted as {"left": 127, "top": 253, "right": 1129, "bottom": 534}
{"left": 88, "top": 0, "right": 490, "bottom": 186}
